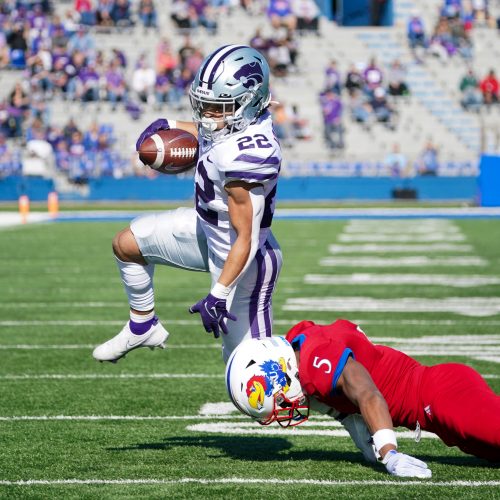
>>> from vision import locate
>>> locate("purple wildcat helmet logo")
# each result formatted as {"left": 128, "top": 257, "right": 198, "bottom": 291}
{"left": 233, "top": 62, "right": 264, "bottom": 89}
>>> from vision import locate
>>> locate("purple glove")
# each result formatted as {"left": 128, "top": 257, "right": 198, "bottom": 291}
{"left": 189, "top": 293, "right": 237, "bottom": 339}
{"left": 135, "top": 118, "right": 170, "bottom": 151}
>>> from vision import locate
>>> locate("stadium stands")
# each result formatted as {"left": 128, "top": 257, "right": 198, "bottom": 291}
{"left": 0, "top": 0, "right": 498, "bottom": 184}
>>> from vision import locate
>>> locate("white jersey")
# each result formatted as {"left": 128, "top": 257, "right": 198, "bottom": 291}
{"left": 194, "top": 111, "right": 281, "bottom": 260}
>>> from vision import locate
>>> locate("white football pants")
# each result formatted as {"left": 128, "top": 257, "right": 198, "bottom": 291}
{"left": 129, "top": 207, "right": 282, "bottom": 362}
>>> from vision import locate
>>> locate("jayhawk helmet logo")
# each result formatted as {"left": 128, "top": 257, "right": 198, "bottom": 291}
{"left": 245, "top": 357, "right": 290, "bottom": 410}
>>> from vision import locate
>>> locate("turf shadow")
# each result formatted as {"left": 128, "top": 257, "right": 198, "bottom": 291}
{"left": 107, "top": 435, "right": 365, "bottom": 464}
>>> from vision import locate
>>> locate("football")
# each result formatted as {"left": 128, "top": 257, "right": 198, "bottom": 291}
{"left": 138, "top": 128, "right": 198, "bottom": 174}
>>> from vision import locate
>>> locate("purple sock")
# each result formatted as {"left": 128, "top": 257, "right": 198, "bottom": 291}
{"left": 129, "top": 315, "right": 158, "bottom": 335}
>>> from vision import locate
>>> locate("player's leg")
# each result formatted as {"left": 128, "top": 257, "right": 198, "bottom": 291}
{"left": 423, "top": 364, "right": 500, "bottom": 461}
{"left": 93, "top": 207, "right": 209, "bottom": 362}
{"left": 219, "top": 232, "right": 283, "bottom": 363}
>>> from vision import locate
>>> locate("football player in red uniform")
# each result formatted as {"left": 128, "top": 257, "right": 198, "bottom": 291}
{"left": 226, "top": 320, "right": 500, "bottom": 477}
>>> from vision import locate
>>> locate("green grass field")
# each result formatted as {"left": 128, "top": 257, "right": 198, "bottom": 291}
{"left": 0, "top": 216, "right": 499, "bottom": 499}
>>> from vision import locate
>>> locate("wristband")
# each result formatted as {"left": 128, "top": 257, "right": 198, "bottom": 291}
{"left": 381, "top": 448, "right": 398, "bottom": 465}
{"left": 169, "top": 120, "right": 177, "bottom": 130}
{"left": 372, "top": 428, "right": 398, "bottom": 458}
{"left": 211, "top": 282, "right": 231, "bottom": 299}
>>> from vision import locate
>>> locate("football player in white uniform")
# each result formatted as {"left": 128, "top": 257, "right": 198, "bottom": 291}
{"left": 93, "top": 45, "right": 283, "bottom": 364}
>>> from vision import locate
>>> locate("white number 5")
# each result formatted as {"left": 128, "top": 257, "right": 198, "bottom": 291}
{"left": 312, "top": 356, "right": 332, "bottom": 374}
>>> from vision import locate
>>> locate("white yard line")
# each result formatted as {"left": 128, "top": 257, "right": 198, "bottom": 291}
{"left": 319, "top": 256, "right": 486, "bottom": 267}
{"left": 339, "top": 234, "right": 467, "bottom": 242}
{"left": 343, "top": 227, "right": 461, "bottom": 234}
{"left": 1, "top": 478, "right": 499, "bottom": 487}
{"left": 305, "top": 274, "right": 500, "bottom": 287}
{"left": 0, "top": 373, "right": 223, "bottom": 380}
{"left": 186, "top": 423, "right": 439, "bottom": 439}
{"left": 328, "top": 244, "right": 473, "bottom": 253}
{"left": 284, "top": 297, "right": 500, "bottom": 317}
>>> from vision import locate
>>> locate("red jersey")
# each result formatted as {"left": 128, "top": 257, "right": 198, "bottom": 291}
{"left": 285, "top": 319, "right": 427, "bottom": 429}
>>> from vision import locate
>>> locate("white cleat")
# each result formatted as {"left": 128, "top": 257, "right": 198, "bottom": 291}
{"left": 92, "top": 320, "right": 169, "bottom": 362}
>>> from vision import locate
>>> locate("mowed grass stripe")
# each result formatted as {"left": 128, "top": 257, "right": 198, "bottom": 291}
{"left": 1, "top": 478, "right": 499, "bottom": 487}
{"left": 3, "top": 319, "right": 500, "bottom": 326}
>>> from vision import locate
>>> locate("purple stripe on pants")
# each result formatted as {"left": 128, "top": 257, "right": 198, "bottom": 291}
{"left": 262, "top": 241, "right": 278, "bottom": 337}
{"left": 249, "top": 248, "right": 265, "bottom": 338}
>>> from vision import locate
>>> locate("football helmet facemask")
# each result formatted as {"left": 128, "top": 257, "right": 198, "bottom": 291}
{"left": 225, "top": 336, "right": 309, "bottom": 427}
{"left": 189, "top": 45, "right": 271, "bottom": 141}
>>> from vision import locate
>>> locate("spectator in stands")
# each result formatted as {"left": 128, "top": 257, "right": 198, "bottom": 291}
{"left": 290, "top": 103, "right": 311, "bottom": 139}
{"left": 8, "top": 81, "right": 30, "bottom": 137}
{"left": 429, "top": 18, "right": 457, "bottom": 61}
{"left": 383, "top": 142, "right": 407, "bottom": 177}
{"left": 272, "top": 102, "right": 295, "bottom": 147}
{"left": 132, "top": 55, "right": 156, "bottom": 104}
{"left": 449, "top": 16, "right": 473, "bottom": 60}
{"left": 75, "top": 60, "right": 100, "bottom": 103}
{"left": 249, "top": 27, "right": 271, "bottom": 57}
{"left": 0, "top": 32, "right": 10, "bottom": 69}
{"left": 459, "top": 68, "right": 482, "bottom": 112}
{"left": 190, "top": 0, "right": 218, "bottom": 35}
{"left": 345, "top": 62, "right": 365, "bottom": 96}
{"left": 183, "top": 46, "right": 204, "bottom": 75}
{"left": 6, "top": 21, "right": 28, "bottom": 68}
{"left": 111, "top": 0, "right": 133, "bottom": 28}
{"left": 268, "top": 36, "right": 292, "bottom": 77}
{"left": 75, "top": 0, "right": 96, "bottom": 26}
{"left": 479, "top": 69, "right": 499, "bottom": 107}
{"left": 83, "top": 121, "right": 100, "bottom": 151}
{"left": 138, "top": 0, "right": 158, "bottom": 30}
{"left": 417, "top": 139, "right": 439, "bottom": 175}
{"left": 0, "top": 132, "right": 13, "bottom": 175}
{"left": 387, "top": 59, "right": 409, "bottom": 97}
{"left": 324, "top": 59, "right": 342, "bottom": 94}
{"left": 96, "top": 0, "right": 114, "bottom": 28}
{"left": 105, "top": 59, "right": 127, "bottom": 109}
{"left": 112, "top": 48, "right": 127, "bottom": 68}
{"left": 363, "top": 57, "right": 383, "bottom": 96}
{"left": 407, "top": 10, "right": 426, "bottom": 59}
{"left": 369, "top": 87, "right": 395, "bottom": 130}
{"left": 25, "top": 116, "right": 47, "bottom": 142}
{"left": 292, "top": 0, "right": 320, "bottom": 35}
{"left": 156, "top": 38, "right": 178, "bottom": 77}
{"left": 267, "top": 0, "right": 297, "bottom": 31}
{"left": 171, "top": 0, "right": 192, "bottom": 30}
{"left": 320, "top": 89, "right": 344, "bottom": 151}
{"left": 154, "top": 68, "right": 172, "bottom": 110}
{"left": 178, "top": 35, "right": 196, "bottom": 67}
{"left": 348, "top": 88, "right": 372, "bottom": 130}
{"left": 68, "top": 24, "right": 95, "bottom": 56}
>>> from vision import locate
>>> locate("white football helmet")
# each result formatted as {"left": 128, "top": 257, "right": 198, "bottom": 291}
{"left": 225, "top": 336, "right": 309, "bottom": 427}
{"left": 189, "top": 45, "right": 271, "bottom": 141}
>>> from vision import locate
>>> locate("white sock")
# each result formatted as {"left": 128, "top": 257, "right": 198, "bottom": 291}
{"left": 130, "top": 310, "right": 155, "bottom": 323}
{"left": 115, "top": 256, "right": 155, "bottom": 311}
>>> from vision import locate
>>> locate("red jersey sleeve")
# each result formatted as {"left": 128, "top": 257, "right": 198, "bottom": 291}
{"left": 299, "top": 336, "right": 354, "bottom": 398}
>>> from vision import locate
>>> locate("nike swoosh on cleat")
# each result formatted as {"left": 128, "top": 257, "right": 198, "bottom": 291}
{"left": 125, "top": 337, "right": 148, "bottom": 349}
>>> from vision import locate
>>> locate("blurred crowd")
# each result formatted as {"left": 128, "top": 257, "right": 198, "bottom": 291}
{"left": 0, "top": 0, "right": 496, "bottom": 181}
{"left": 317, "top": 56, "right": 409, "bottom": 153}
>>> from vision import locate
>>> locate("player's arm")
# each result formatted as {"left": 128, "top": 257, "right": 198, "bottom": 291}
{"left": 336, "top": 358, "right": 395, "bottom": 459}
{"left": 217, "top": 180, "right": 264, "bottom": 288}
{"left": 337, "top": 357, "right": 431, "bottom": 478}
{"left": 189, "top": 180, "right": 264, "bottom": 338}
{"left": 175, "top": 120, "right": 198, "bottom": 138}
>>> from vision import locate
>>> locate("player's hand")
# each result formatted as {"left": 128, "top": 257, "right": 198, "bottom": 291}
{"left": 136, "top": 118, "right": 170, "bottom": 151}
{"left": 189, "top": 293, "right": 237, "bottom": 339}
{"left": 340, "top": 414, "right": 377, "bottom": 463}
{"left": 382, "top": 450, "right": 432, "bottom": 478}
